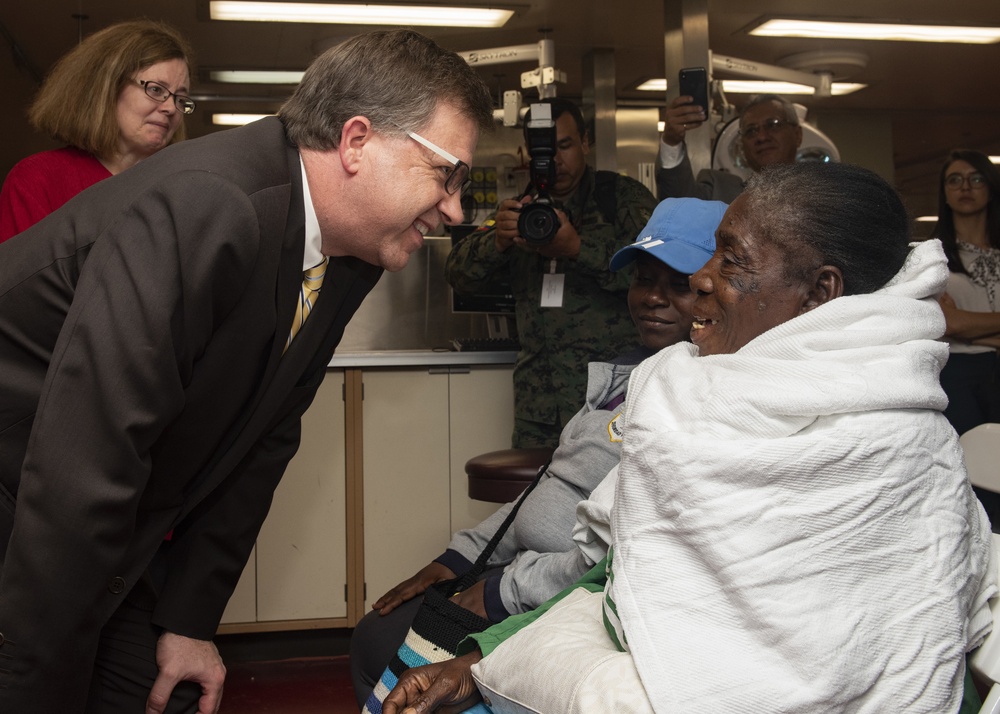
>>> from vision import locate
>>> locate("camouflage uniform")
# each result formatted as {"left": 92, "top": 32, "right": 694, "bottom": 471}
{"left": 445, "top": 166, "right": 656, "bottom": 448}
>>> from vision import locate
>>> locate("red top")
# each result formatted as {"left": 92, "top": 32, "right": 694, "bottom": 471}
{"left": 0, "top": 146, "right": 112, "bottom": 243}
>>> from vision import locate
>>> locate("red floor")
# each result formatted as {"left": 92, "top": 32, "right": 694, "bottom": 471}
{"left": 220, "top": 655, "right": 358, "bottom": 714}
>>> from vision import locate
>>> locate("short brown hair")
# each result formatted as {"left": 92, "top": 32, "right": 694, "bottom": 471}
{"left": 280, "top": 29, "right": 494, "bottom": 150}
{"left": 29, "top": 20, "right": 193, "bottom": 160}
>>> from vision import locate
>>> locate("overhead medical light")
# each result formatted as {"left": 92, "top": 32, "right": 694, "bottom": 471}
{"left": 635, "top": 78, "right": 865, "bottom": 96}
{"left": 210, "top": 70, "right": 305, "bottom": 84}
{"left": 748, "top": 19, "right": 1000, "bottom": 44}
{"left": 209, "top": 1, "right": 515, "bottom": 27}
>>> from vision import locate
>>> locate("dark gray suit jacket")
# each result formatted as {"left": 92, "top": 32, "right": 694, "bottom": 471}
{"left": 0, "top": 117, "right": 381, "bottom": 709}
{"left": 655, "top": 152, "right": 745, "bottom": 204}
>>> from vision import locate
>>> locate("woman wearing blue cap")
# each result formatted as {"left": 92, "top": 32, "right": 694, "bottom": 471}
{"left": 353, "top": 197, "right": 727, "bottom": 710}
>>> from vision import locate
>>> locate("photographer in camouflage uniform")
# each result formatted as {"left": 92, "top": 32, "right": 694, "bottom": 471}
{"left": 445, "top": 98, "right": 656, "bottom": 448}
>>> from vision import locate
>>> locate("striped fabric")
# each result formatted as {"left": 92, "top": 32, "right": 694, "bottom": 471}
{"left": 285, "top": 257, "right": 328, "bottom": 352}
{"left": 362, "top": 586, "right": 494, "bottom": 714}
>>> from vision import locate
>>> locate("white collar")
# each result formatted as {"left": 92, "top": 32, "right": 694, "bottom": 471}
{"left": 299, "top": 155, "right": 324, "bottom": 271}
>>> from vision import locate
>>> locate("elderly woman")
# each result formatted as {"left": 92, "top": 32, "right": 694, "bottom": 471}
{"left": 0, "top": 20, "right": 193, "bottom": 242}
{"left": 385, "top": 162, "right": 997, "bottom": 714}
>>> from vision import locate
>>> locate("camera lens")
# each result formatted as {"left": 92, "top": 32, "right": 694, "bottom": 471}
{"left": 518, "top": 202, "right": 559, "bottom": 246}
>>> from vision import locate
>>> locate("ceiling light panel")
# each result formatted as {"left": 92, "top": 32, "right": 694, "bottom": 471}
{"left": 750, "top": 19, "right": 1000, "bottom": 44}
{"left": 209, "top": 1, "right": 515, "bottom": 28}
{"left": 210, "top": 70, "right": 306, "bottom": 84}
{"left": 635, "top": 79, "right": 865, "bottom": 96}
{"left": 213, "top": 113, "right": 276, "bottom": 125}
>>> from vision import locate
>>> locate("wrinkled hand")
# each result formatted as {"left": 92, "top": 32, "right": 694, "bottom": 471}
{"left": 662, "top": 94, "right": 707, "bottom": 146}
{"left": 146, "top": 631, "right": 226, "bottom": 714}
{"left": 373, "top": 562, "right": 457, "bottom": 616}
{"left": 383, "top": 651, "right": 485, "bottom": 714}
{"left": 449, "top": 579, "right": 488, "bottom": 619}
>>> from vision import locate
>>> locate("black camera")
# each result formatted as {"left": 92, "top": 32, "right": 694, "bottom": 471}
{"left": 517, "top": 103, "right": 562, "bottom": 246}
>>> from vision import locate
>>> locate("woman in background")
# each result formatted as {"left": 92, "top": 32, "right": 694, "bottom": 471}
{"left": 934, "top": 149, "right": 1000, "bottom": 435}
{"left": 0, "top": 19, "right": 194, "bottom": 242}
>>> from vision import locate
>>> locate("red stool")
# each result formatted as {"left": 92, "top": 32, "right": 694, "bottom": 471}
{"left": 466, "top": 448, "right": 554, "bottom": 503}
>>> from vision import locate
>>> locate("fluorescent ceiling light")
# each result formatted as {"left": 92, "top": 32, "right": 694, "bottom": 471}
{"left": 915, "top": 216, "right": 939, "bottom": 223}
{"left": 209, "top": 1, "right": 515, "bottom": 27}
{"left": 992, "top": 156, "right": 1000, "bottom": 164}
{"left": 722, "top": 80, "right": 865, "bottom": 96}
{"left": 210, "top": 70, "right": 305, "bottom": 84}
{"left": 750, "top": 19, "right": 1000, "bottom": 44}
{"left": 636, "top": 78, "right": 865, "bottom": 96}
{"left": 213, "top": 113, "right": 275, "bottom": 126}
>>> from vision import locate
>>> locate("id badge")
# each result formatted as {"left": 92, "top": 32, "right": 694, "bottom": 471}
{"left": 541, "top": 272, "right": 565, "bottom": 307}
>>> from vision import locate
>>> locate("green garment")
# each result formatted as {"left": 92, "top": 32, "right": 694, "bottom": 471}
{"left": 462, "top": 557, "right": 608, "bottom": 658}
{"left": 445, "top": 167, "right": 656, "bottom": 448}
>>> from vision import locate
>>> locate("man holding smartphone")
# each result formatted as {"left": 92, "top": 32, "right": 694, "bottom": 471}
{"left": 656, "top": 93, "right": 803, "bottom": 202}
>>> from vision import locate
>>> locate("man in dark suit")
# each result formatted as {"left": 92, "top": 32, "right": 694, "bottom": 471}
{"left": 655, "top": 93, "right": 803, "bottom": 202}
{"left": 0, "top": 29, "right": 493, "bottom": 714}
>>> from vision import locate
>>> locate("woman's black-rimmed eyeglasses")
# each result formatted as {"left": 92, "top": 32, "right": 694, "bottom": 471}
{"left": 136, "top": 79, "right": 196, "bottom": 115}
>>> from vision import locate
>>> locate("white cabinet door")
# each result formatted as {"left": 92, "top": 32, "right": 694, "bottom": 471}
{"left": 361, "top": 369, "right": 452, "bottom": 611}
{"left": 220, "top": 371, "right": 348, "bottom": 625}
{"left": 448, "top": 366, "right": 514, "bottom": 533}
{"left": 255, "top": 371, "right": 348, "bottom": 621}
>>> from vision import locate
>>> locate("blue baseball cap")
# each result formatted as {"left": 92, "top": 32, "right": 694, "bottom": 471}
{"left": 609, "top": 197, "right": 728, "bottom": 274}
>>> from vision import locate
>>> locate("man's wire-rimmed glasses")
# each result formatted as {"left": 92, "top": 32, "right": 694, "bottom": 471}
{"left": 403, "top": 129, "right": 472, "bottom": 196}
{"left": 739, "top": 117, "right": 795, "bottom": 139}
{"left": 136, "top": 79, "right": 196, "bottom": 115}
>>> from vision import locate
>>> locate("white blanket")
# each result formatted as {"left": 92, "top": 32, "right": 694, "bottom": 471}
{"left": 606, "top": 239, "right": 997, "bottom": 713}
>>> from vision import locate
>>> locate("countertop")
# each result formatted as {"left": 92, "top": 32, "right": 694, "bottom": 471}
{"left": 328, "top": 349, "right": 517, "bottom": 368}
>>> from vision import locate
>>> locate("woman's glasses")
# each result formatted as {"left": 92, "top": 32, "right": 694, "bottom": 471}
{"left": 136, "top": 79, "right": 196, "bottom": 115}
{"left": 945, "top": 172, "right": 987, "bottom": 190}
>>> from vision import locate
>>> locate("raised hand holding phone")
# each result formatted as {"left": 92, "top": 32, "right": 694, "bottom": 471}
{"left": 662, "top": 68, "right": 710, "bottom": 146}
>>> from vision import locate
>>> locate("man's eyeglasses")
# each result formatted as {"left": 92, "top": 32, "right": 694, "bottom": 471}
{"left": 136, "top": 79, "right": 196, "bottom": 115}
{"left": 739, "top": 117, "right": 794, "bottom": 139}
{"left": 945, "top": 172, "right": 987, "bottom": 190}
{"left": 403, "top": 129, "right": 471, "bottom": 196}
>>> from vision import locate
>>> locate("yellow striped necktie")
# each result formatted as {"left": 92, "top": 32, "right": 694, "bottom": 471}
{"left": 285, "top": 257, "right": 329, "bottom": 352}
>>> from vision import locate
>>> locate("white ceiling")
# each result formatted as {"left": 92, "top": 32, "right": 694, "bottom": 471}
{"left": 3, "top": 0, "right": 1000, "bottom": 215}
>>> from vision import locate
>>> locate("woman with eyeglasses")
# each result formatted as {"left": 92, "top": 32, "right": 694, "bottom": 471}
{"left": 0, "top": 20, "right": 194, "bottom": 243}
{"left": 932, "top": 149, "right": 1000, "bottom": 440}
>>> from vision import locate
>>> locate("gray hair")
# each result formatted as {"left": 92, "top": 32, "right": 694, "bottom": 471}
{"left": 740, "top": 94, "right": 800, "bottom": 126}
{"left": 740, "top": 162, "right": 910, "bottom": 296}
{"left": 280, "top": 29, "right": 494, "bottom": 150}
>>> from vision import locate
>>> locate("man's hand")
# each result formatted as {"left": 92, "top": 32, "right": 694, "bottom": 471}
{"left": 493, "top": 197, "right": 531, "bottom": 253}
{"left": 383, "top": 650, "right": 485, "bottom": 714}
{"left": 449, "top": 579, "right": 488, "bottom": 619}
{"left": 146, "top": 631, "right": 226, "bottom": 714}
{"left": 531, "top": 210, "right": 581, "bottom": 259}
{"left": 662, "top": 94, "right": 707, "bottom": 146}
{"left": 372, "top": 561, "right": 457, "bottom": 616}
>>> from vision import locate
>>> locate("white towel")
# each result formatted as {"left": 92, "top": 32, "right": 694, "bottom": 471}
{"left": 608, "top": 239, "right": 997, "bottom": 713}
